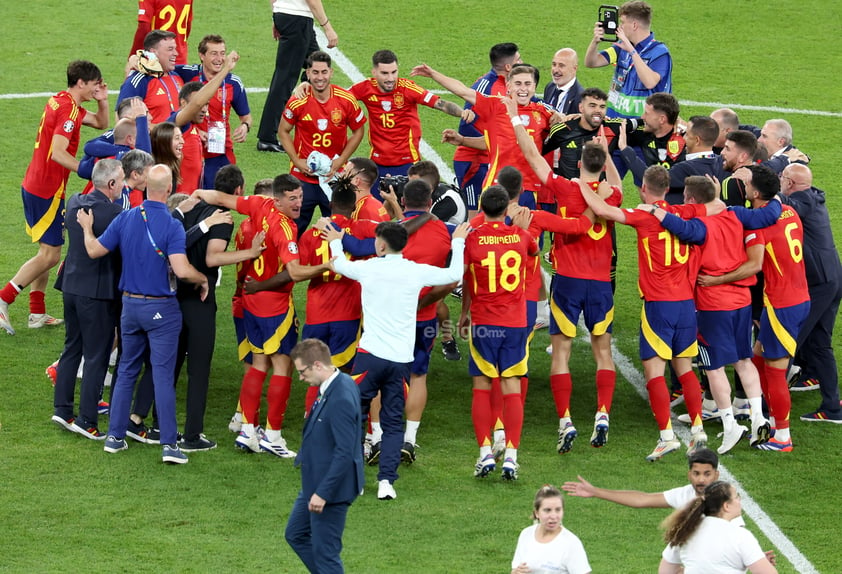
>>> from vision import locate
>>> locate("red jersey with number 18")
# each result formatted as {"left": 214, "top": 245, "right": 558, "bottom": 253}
{"left": 754, "top": 204, "right": 810, "bottom": 308}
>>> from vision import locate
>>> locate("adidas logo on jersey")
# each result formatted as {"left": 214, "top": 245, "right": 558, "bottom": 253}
{"left": 567, "top": 141, "right": 578, "bottom": 149}
{"left": 156, "top": 88, "right": 166, "bottom": 96}
{"left": 302, "top": 113, "right": 313, "bottom": 121}
{"left": 368, "top": 95, "right": 378, "bottom": 102}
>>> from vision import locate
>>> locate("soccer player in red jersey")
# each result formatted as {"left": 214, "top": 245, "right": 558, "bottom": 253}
{"left": 348, "top": 50, "right": 466, "bottom": 193}
{"left": 130, "top": 0, "right": 194, "bottom": 66}
{"left": 462, "top": 186, "right": 539, "bottom": 480}
{"left": 119, "top": 31, "right": 185, "bottom": 124}
{"left": 345, "top": 158, "right": 390, "bottom": 222}
{"left": 175, "top": 35, "right": 253, "bottom": 187}
{"left": 579, "top": 162, "right": 719, "bottom": 461}
{"left": 194, "top": 175, "right": 329, "bottom": 457}
{"left": 0, "top": 61, "right": 110, "bottom": 336}
{"left": 416, "top": 64, "right": 554, "bottom": 209}
{"left": 279, "top": 51, "right": 367, "bottom": 235}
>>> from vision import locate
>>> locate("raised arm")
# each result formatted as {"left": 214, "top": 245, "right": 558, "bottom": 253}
{"left": 501, "top": 96, "right": 551, "bottom": 184}
{"left": 585, "top": 22, "right": 611, "bottom": 68}
{"left": 410, "top": 64, "right": 477, "bottom": 106}
{"left": 174, "top": 51, "right": 239, "bottom": 127}
{"left": 579, "top": 180, "right": 626, "bottom": 223}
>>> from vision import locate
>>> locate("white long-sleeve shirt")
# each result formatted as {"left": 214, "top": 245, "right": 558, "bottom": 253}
{"left": 330, "top": 237, "right": 465, "bottom": 363}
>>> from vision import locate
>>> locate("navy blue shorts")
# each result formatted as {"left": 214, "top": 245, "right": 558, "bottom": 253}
{"left": 639, "top": 300, "right": 698, "bottom": 361}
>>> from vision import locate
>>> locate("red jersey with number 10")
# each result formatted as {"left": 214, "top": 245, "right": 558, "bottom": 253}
{"left": 22, "top": 91, "right": 87, "bottom": 199}
{"left": 754, "top": 204, "right": 810, "bottom": 308}
{"left": 283, "top": 86, "right": 367, "bottom": 184}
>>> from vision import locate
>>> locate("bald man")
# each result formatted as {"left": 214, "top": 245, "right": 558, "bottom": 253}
{"left": 709, "top": 107, "right": 760, "bottom": 154}
{"left": 778, "top": 164, "right": 842, "bottom": 422}
{"left": 543, "top": 48, "right": 584, "bottom": 115}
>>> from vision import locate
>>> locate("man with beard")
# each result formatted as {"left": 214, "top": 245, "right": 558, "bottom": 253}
{"left": 619, "top": 92, "right": 686, "bottom": 186}
{"left": 719, "top": 130, "right": 758, "bottom": 206}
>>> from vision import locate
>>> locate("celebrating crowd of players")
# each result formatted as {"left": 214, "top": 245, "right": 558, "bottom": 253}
{"left": 1, "top": 1, "right": 840, "bottom": 512}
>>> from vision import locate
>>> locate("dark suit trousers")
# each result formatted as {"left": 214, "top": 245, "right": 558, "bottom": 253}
{"left": 285, "top": 491, "right": 349, "bottom": 574}
{"left": 257, "top": 13, "right": 319, "bottom": 143}
{"left": 53, "top": 292, "right": 117, "bottom": 426}
{"left": 796, "top": 280, "right": 842, "bottom": 414}
{"left": 174, "top": 294, "right": 217, "bottom": 440}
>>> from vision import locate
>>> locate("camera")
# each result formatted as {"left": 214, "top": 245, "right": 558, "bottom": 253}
{"left": 598, "top": 5, "right": 619, "bottom": 42}
{"left": 379, "top": 175, "right": 409, "bottom": 200}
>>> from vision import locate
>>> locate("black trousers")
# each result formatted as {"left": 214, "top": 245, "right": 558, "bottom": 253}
{"left": 174, "top": 293, "right": 217, "bottom": 440}
{"left": 796, "top": 280, "right": 842, "bottom": 414}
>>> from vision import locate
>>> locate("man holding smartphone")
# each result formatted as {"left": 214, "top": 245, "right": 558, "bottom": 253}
{"left": 585, "top": 1, "right": 672, "bottom": 119}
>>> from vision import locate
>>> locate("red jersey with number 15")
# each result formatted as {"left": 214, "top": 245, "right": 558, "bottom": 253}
{"left": 754, "top": 204, "right": 810, "bottom": 308}
{"left": 22, "top": 91, "right": 88, "bottom": 199}
{"left": 235, "top": 195, "right": 299, "bottom": 317}
{"left": 283, "top": 86, "right": 367, "bottom": 184}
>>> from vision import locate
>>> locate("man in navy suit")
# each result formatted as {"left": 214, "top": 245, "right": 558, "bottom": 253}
{"left": 286, "top": 339, "right": 364, "bottom": 574}
{"left": 542, "top": 48, "right": 584, "bottom": 116}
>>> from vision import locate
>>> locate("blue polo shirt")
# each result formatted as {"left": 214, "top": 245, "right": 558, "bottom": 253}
{"left": 98, "top": 200, "right": 186, "bottom": 296}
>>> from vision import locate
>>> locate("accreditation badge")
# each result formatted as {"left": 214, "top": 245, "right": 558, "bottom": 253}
{"left": 207, "top": 121, "right": 226, "bottom": 154}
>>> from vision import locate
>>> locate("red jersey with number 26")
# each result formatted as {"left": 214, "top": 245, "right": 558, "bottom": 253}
{"left": 754, "top": 204, "right": 810, "bottom": 308}
{"left": 465, "top": 221, "right": 536, "bottom": 327}
{"left": 236, "top": 195, "right": 299, "bottom": 317}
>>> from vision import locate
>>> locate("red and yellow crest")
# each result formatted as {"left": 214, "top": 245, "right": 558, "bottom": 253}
{"left": 393, "top": 92, "right": 405, "bottom": 108}
{"left": 331, "top": 108, "right": 343, "bottom": 125}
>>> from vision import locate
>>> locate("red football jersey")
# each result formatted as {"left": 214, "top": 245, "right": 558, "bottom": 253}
{"left": 22, "top": 91, "right": 88, "bottom": 199}
{"left": 232, "top": 216, "right": 257, "bottom": 319}
{"left": 177, "top": 123, "right": 202, "bottom": 193}
{"left": 133, "top": 0, "right": 194, "bottom": 65}
{"left": 453, "top": 74, "right": 507, "bottom": 163}
{"left": 692, "top": 210, "right": 755, "bottom": 311}
{"left": 401, "top": 214, "right": 453, "bottom": 320}
{"left": 283, "top": 86, "right": 367, "bottom": 184}
{"left": 298, "top": 214, "right": 364, "bottom": 324}
{"left": 235, "top": 195, "right": 299, "bottom": 317}
{"left": 753, "top": 204, "right": 810, "bottom": 308}
{"left": 352, "top": 195, "right": 390, "bottom": 222}
{"left": 465, "top": 221, "right": 534, "bottom": 327}
{"left": 471, "top": 94, "right": 552, "bottom": 194}
{"left": 350, "top": 77, "right": 439, "bottom": 166}
{"left": 551, "top": 183, "right": 622, "bottom": 282}
{"left": 544, "top": 173, "right": 588, "bottom": 217}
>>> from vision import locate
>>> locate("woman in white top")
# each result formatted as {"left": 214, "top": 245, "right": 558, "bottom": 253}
{"left": 659, "top": 480, "right": 777, "bottom": 574}
{"left": 511, "top": 485, "right": 591, "bottom": 574}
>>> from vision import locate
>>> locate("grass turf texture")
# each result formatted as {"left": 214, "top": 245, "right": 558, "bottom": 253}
{"left": 0, "top": 1, "right": 840, "bottom": 572}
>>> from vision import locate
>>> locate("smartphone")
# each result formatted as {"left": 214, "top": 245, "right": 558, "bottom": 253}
{"left": 598, "top": 5, "right": 619, "bottom": 42}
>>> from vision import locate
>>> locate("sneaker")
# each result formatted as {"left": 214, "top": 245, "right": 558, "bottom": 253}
{"left": 377, "top": 479, "right": 396, "bottom": 500}
{"left": 228, "top": 414, "right": 243, "bottom": 433}
{"left": 145, "top": 428, "right": 162, "bottom": 444}
{"left": 687, "top": 430, "right": 708, "bottom": 454}
{"left": 677, "top": 407, "right": 721, "bottom": 424}
{"left": 259, "top": 435, "right": 296, "bottom": 458}
{"left": 45, "top": 361, "right": 58, "bottom": 386}
{"left": 590, "top": 415, "right": 609, "bottom": 448}
{"left": 473, "top": 454, "right": 496, "bottom": 478}
{"left": 363, "top": 437, "right": 372, "bottom": 460}
{"left": 492, "top": 432, "right": 506, "bottom": 461}
{"left": 786, "top": 364, "right": 802, "bottom": 386}
{"left": 51, "top": 414, "right": 76, "bottom": 432}
{"left": 501, "top": 457, "right": 519, "bottom": 481}
{"left": 557, "top": 423, "right": 578, "bottom": 454}
{"left": 234, "top": 430, "right": 261, "bottom": 453}
{"left": 442, "top": 339, "right": 461, "bottom": 361}
{"left": 790, "top": 378, "right": 820, "bottom": 392}
{"left": 645, "top": 438, "right": 681, "bottom": 461}
{"left": 750, "top": 419, "right": 772, "bottom": 447}
{"left": 450, "top": 285, "right": 463, "bottom": 300}
{"left": 97, "top": 401, "right": 110, "bottom": 415}
{"left": 103, "top": 435, "right": 128, "bottom": 453}
{"left": 179, "top": 434, "right": 217, "bottom": 452}
{"left": 71, "top": 421, "right": 106, "bottom": 440}
{"left": 669, "top": 389, "right": 685, "bottom": 407}
{"left": 799, "top": 410, "right": 842, "bottom": 424}
{"left": 400, "top": 441, "right": 417, "bottom": 464}
{"left": 754, "top": 437, "right": 793, "bottom": 452}
{"left": 162, "top": 443, "right": 188, "bottom": 464}
{"left": 28, "top": 313, "right": 64, "bottom": 329}
{"left": 732, "top": 399, "right": 751, "bottom": 421}
{"left": 126, "top": 421, "right": 152, "bottom": 444}
{"left": 545, "top": 344, "right": 553, "bottom": 355}
{"left": 366, "top": 441, "right": 381, "bottom": 466}
{"left": 716, "top": 425, "right": 747, "bottom": 454}
{"left": 0, "top": 300, "right": 15, "bottom": 335}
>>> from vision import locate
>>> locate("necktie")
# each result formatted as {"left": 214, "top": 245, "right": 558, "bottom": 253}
{"left": 309, "top": 392, "right": 322, "bottom": 417}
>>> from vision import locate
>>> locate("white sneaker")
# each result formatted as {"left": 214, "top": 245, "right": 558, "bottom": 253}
{"left": 228, "top": 412, "right": 243, "bottom": 433}
{"left": 732, "top": 398, "right": 751, "bottom": 421}
{"left": 557, "top": 422, "right": 578, "bottom": 454}
{"left": 687, "top": 430, "right": 708, "bottom": 454}
{"left": 0, "top": 300, "right": 15, "bottom": 335}
{"left": 234, "top": 430, "right": 260, "bottom": 453}
{"left": 259, "top": 435, "right": 296, "bottom": 458}
{"left": 677, "top": 407, "right": 721, "bottom": 424}
{"left": 109, "top": 347, "right": 118, "bottom": 367}
{"left": 645, "top": 438, "right": 681, "bottom": 461}
{"left": 28, "top": 313, "right": 64, "bottom": 329}
{"left": 377, "top": 479, "right": 396, "bottom": 500}
{"left": 717, "top": 425, "right": 747, "bottom": 454}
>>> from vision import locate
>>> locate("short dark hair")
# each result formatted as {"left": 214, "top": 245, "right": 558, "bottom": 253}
{"left": 372, "top": 49, "right": 398, "bottom": 66}
{"left": 214, "top": 164, "right": 244, "bottom": 195}
{"left": 402, "top": 179, "right": 433, "bottom": 210}
{"left": 198, "top": 34, "right": 225, "bottom": 54}
{"left": 375, "top": 221, "right": 408, "bottom": 252}
{"left": 144, "top": 29, "right": 177, "bottom": 51}
{"left": 348, "top": 157, "right": 378, "bottom": 186}
{"left": 480, "top": 185, "right": 510, "bottom": 217}
{"left": 687, "top": 116, "right": 719, "bottom": 147}
{"left": 643, "top": 165, "right": 670, "bottom": 194}
{"left": 725, "top": 130, "right": 758, "bottom": 157}
{"left": 620, "top": 1, "right": 653, "bottom": 26}
{"left": 489, "top": 43, "right": 519, "bottom": 69}
{"left": 306, "top": 50, "right": 332, "bottom": 68}
{"left": 581, "top": 142, "right": 607, "bottom": 174}
{"left": 687, "top": 447, "right": 719, "bottom": 469}
{"left": 407, "top": 161, "right": 441, "bottom": 188}
{"left": 67, "top": 60, "right": 102, "bottom": 87}
{"left": 580, "top": 87, "right": 609, "bottom": 102}
{"left": 497, "top": 166, "right": 522, "bottom": 200}
{"left": 646, "top": 93, "right": 679, "bottom": 125}
{"left": 178, "top": 81, "right": 204, "bottom": 102}
{"left": 253, "top": 178, "right": 274, "bottom": 196}
{"left": 683, "top": 176, "right": 716, "bottom": 203}
{"left": 290, "top": 338, "right": 332, "bottom": 367}
{"left": 746, "top": 164, "right": 780, "bottom": 200}
{"left": 509, "top": 64, "right": 538, "bottom": 84}
{"left": 330, "top": 184, "right": 357, "bottom": 215}
{"left": 116, "top": 96, "right": 143, "bottom": 119}
{"left": 272, "top": 173, "right": 302, "bottom": 196}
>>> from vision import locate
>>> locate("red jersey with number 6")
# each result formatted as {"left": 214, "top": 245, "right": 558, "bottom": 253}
{"left": 753, "top": 204, "right": 810, "bottom": 308}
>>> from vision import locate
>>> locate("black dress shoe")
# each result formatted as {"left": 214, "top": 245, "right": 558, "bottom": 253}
{"left": 257, "top": 140, "right": 285, "bottom": 153}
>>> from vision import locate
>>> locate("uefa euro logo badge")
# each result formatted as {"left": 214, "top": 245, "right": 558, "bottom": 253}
{"left": 381, "top": 100, "right": 392, "bottom": 112}
{"left": 317, "top": 118, "right": 328, "bottom": 131}
{"left": 520, "top": 114, "right": 531, "bottom": 127}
